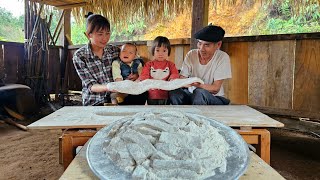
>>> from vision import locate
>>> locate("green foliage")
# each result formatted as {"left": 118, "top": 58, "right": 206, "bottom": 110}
{"left": 249, "top": 1, "right": 320, "bottom": 35}
{"left": 110, "top": 18, "right": 146, "bottom": 42}
{"left": 0, "top": 7, "right": 24, "bottom": 42}
{"left": 0, "top": 36, "right": 7, "bottom": 41}
{"left": 71, "top": 22, "right": 88, "bottom": 45}
{"left": 48, "top": 9, "right": 63, "bottom": 37}
{"left": 70, "top": 18, "right": 147, "bottom": 45}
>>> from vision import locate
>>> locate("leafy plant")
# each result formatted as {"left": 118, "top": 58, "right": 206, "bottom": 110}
{"left": 71, "top": 22, "right": 88, "bottom": 45}
{"left": 249, "top": 1, "right": 320, "bottom": 35}
{"left": 0, "top": 7, "right": 24, "bottom": 42}
{"left": 0, "top": 36, "right": 7, "bottom": 41}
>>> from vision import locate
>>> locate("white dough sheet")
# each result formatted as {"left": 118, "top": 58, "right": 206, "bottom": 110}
{"left": 106, "top": 77, "right": 204, "bottom": 95}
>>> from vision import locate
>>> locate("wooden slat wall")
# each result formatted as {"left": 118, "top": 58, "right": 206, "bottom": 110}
{"left": 222, "top": 42, "right": 248, "bottom": 104}
{"left": 66, "top": 37, "right": 319, "bottom": 113}
{"left": 248, "top": 41, "right": 295, "bottom": 109}
{"left": 3, "top": 44, "right": 24, "bottom": 83}
{"left": 47, "top": 47, "right": 61, "bottom": 94}
{"left": 2, "top": 35, "right": 319, "bottom": 113}
{"left": 174, "top": 46, "right": 184, "bottom": 70}
{"left": 248, "top": 42, "right": 270, "bottom": 106}
{"left": 268, "top": 41, "right": 295, "bottom": 109}
{"left": 136, "top": 44, "right": 150, "bottom": 63}
{"left": 294, "top": 40, "right": 320, "bottom": 112}
{"left": 0, "top": 42, "right": 62, "bottom": 94}
{"left": 67, "top": 49, "right": 81, "bottom": 90}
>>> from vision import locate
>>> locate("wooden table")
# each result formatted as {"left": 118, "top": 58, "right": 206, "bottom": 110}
{"left": 59, "top": 143, "right": 285, "bottom": 180}
{"left": 28, "top": 105, "right": 284, "bottom": 168}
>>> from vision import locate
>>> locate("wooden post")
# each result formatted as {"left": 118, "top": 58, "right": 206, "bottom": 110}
{"left": 24, "top": 0, "right": 28, "bottom": 42}
{"left": 23, "top": 0, "right": 30, "bottom": 81}
{"left": 59, "top": 9, "right": 71, "bottom": 104}
{"left": 0, "top": 44, "right": 4, "bottom": 84}
{"left": 191, "top": 0, "right": 209, "bottom": 49}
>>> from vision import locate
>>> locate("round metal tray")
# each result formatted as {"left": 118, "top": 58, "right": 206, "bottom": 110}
{"left": 87, "top": 113, "right": 250, "bottom": 180}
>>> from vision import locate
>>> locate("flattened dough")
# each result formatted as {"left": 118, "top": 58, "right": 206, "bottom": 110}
{"left": 106, "top": 77, "right": 204, "bottom": 95}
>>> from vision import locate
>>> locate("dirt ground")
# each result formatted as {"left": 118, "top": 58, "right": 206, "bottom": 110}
{"left": 0, "top": 105, "right": 319, "bottom": 180}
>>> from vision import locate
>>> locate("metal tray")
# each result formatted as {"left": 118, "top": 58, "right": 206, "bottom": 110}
{"left": 87, "top": 113, "right": 250, "bottom": 180}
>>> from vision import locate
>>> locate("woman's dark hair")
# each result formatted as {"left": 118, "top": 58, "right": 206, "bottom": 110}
{"left": 85, "top": 12, "right": 110, "bottom": 34}
{"left": 84, "top": 12, "right": 93, "bottom": 18}
{"left": 151, "top": 36, "right": 171, "bottom": 56}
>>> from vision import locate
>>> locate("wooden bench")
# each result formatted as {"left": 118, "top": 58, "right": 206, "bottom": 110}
{"left": 59, "top": 129, "right": 97, "bottom": 169}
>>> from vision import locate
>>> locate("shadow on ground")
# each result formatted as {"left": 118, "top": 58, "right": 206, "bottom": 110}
{"left": 269, "top": 127, "right": 320, "bottom": 180}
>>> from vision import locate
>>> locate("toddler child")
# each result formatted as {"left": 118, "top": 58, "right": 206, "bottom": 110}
{"left": 139, "top": 36, "right": 179, "bottom": 105}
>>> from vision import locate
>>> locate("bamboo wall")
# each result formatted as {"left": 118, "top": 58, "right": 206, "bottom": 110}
{"left": 0, "top": 41, "right": 61, "bottom": 95}
{"left": 1, "top": 33, "right": 319, "bottom": 113}
{"left": 0, "top": 42, "right": 24, "bottom": 84}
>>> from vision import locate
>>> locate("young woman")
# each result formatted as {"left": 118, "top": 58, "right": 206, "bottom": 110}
{"left": 73, "top": 13, "right": 146, "bottom": 105}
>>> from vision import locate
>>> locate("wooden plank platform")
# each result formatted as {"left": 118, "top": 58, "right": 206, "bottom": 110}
{"left": 28, "top": 105, "right": 284, "bottom": 129}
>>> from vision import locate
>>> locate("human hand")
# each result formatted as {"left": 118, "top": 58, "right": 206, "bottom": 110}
{"left": 126, "top": 73, "right": 138, "bottom": 81}
{"left": 190, "top": 82, "right": 201, "bottom": 87}
{"left": 181, "top": 82, "right": 201, "bottom": 88}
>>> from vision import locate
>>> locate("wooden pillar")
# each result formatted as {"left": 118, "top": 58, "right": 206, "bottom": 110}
{"left": 60, "top": 9, "right": 71, "bottom": 102}
{"left": 24, "top": 0, "right": 29, "bottom": 43}
{"left": 23, "top": 0, "right": 28, "bottom": 81}
{"left": 60, "top": 9, "right": 71, "bottom": 46}
{"left": 191, "top": 0, "right": 209, "bottom": 49}
{"left": 0, "top": 43, "right": 4, "bottom": 84}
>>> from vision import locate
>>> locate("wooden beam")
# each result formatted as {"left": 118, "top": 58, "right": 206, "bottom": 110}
{"left": 191, "top": 0, "right": 209, "bottom": 49}
{"left": 0, "top": 43, "right": 4, "bottom": 84}
{"left": 24, "top": 0, "right": 29, "bottom": 43}
{"left": 51, "top": 10, "right": 65, "bottom": 45}
{"left": 55, "top": 2, "right": 87, "bottom": 9}
{"left": 61, "top": 9, "right": 71, "bottom": 98}
{"left": 62, "top": 9, "right": 71, "bottom": 45}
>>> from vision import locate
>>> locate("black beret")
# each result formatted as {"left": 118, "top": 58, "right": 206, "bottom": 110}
{"left": 194, "top": 24, "right": 225, "bottom": 42}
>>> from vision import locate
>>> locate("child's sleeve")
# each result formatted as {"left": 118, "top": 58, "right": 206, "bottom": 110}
{"left": 168, "top": 61, "right": 180, "bottom": 80}
{"left": 139, "top": 62, "right": 151, "bottom": 80}
{"left": 112, "top": 61, "right": 123, "bottom": 80}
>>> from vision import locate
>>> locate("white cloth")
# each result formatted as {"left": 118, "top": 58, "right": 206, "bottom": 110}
{"left": 180, "top": 49, "right": 232, "bottom": 96}
{"left": 107, "top": 77, "right": 204, "bottom": 95}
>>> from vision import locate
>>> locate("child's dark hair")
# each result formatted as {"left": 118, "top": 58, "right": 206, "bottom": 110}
{"left": 151, "top": 36, "right": 171, "bottom": 56}
{"left": 85, "top": 12, "right": 110, "bottom": 35}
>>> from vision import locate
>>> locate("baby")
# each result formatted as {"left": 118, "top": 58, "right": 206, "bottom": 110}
{"left": 111, "top": 43, "right": 143, "bottom": 104}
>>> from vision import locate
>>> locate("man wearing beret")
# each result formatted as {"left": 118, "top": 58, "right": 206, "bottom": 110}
{"left": 169, "top": 24, "right": 232, "bottom": 105}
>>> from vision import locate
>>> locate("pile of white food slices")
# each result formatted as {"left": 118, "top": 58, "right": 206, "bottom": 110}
{"left": 106, "top": 77, "right": 204, "bottom": 95}
{"left": 103, "top": 111, "right": 230, "bottom": 180}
